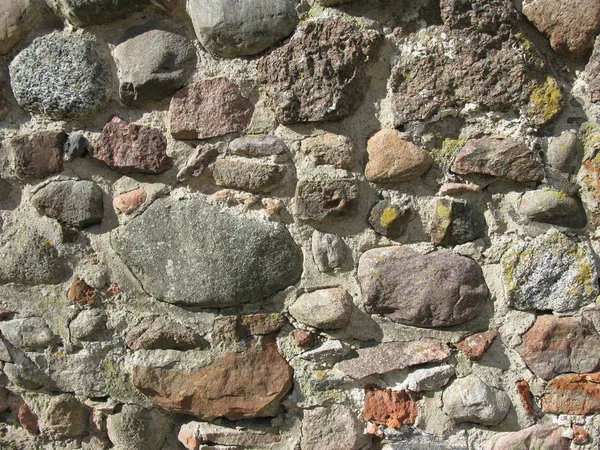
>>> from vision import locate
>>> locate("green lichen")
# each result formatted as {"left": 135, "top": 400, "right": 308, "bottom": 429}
{"left": 431, "top": 137, "right": 466, "bottom": 168}
{"left": 379, "top": 207, "right": 398, "bottom": 228}
{"left": 526, "top": 76, "right": 563, "bottom": 125}
{"left": 581, "top": 122, "right": 600, "bottom": 160}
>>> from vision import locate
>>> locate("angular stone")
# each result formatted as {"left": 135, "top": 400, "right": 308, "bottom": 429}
{"left": 125, "top": 315, "right": 206, "bottom": 351}
{"left": 488, "top": 424, "right": 570, "bottom": 450}
{"left": 311, "top": 230, "right": 347, "bottom": 272}
{"left": 516, "top": 380, "right": 534, "bottom": 415}
{"left": 188, "top": 0, "right": 298, "bottom": 57}
{"left": 336, "top": 338, "right": 450, "bottom": 380}
{"left": 358, "top": 246, "right": 489, "bottom": 327}
{"left": 258, "top": 20, "right": 382, "bottom": 123}
{"left": 63, "top": 133, "right": 89, "bottom": 161}
{"left": 9, "top": 33, "right": 107, "bottom": 119}
{"left": 112, "top": 196, "right": 302, "bottom": 307}
{"left": 289, "top": 288, "right": 353, "bottom": 330}
{"left": 523, "top": 0, "right": 600, "bottom": 59}
{"left": 586, "top": 37, "right": 600, "bottom": 103}
{"left": 301, "top": 134, "right": 355, "bottom": 170}
{"left": 67, "top": 278, "right": 99, "bottom": 305}
{"left": 455, "top": 330, "right": 498, "bottom": 360}
{"left": 299, "top": 340, "right": 345, "bottom": 363}
{"left": 573, "top": 425, "right": 591, "bottom": 445}
{"left": 212, "top": 159, "right": 284, "bottom": 193}
{"left": 114, "top": 26, "right": 195, "bottom": 105}
{"left": 517, "top": 316, "right": 600, "bottom": 380}
{"left": 69, "top": 310, "right": 107, "bottom": 341}
{"left": 430, "top": 198, "right": 485, "bottom": 246}
{"left": 212, "top": 314, "right": 286, "bottom": 348}
{"left": 113, "top": 188, "right": 147, "bottom": 215}
{"left": 229, "top": 135, "right": 288, "bottom": 157}
{"left": 0, "top": 0, "right": 33, "bottom": 54}
{"left": 363, "top": 387, "right": 417, "bottom": 428}
{"left": 7, "top": 130, "right": 65, "bottom": 180}
{"left": 46, "top": 0, "right": 149, "bottom": 26}
{"left": 518, "top": 189, "right": 587, "bottom": 228}
{"left": 295, "top": 176, "right": 359, "bottom": 221}
{"left": 542, "top": 372, "right": 600, "bottom": 414}
{"left": 547, "top": 131, "right": 581, "bottom": 172}
{"left": 501, "top": 230, "right": 599, "bottom": 312}
{"left": 18, "top": 402, "right": 39, "bottom": 435}
{"left": 293, "top": 330, "right": 314, "bottom": 348}
{"left": 132, "top": 336, "right": 293, "bottom": 420}
{"left": 0, "top": 317, "right": 56, "bottom": 351}
{"left": 92, "top": 117, "right": 172, "bottom": 174}
{"left": 301, "top": 404, "right": 372, "bottom": 450}
{"left": 440, "top": 0, "right": 517, "bottom": 31}
{"left": 178, "top": 422, "right": 281, "bottom": 448}
{"left": 369, "top": 199, "right": 412, "bottom": 238}
{"left": 106, "top": 405, "right": 171, "bottom": 450}
{"left": 41, "top": 395, "right": 89, "bottom": 438}
{"left": 452, "top": 137, "right": 544, "bottom": 182}
{"left": 442, "top": 374, "right": 511, "bottom": 425}
{"left": 400, "top": 365, "right": 455, "bottom": 392}
{"left": 169, "top": 78, "right": 254, "bottom": 140}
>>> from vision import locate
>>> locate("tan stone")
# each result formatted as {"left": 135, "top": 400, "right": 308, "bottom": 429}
{"left": 0, "top": 0, "right": 32, "bottom": 54}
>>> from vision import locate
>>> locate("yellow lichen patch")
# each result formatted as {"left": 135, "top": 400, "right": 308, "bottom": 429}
{"left": 581, "top": 122, "right": 600, "bottom": 158}
{"left": 526, "top": 76, "right": 563, "bottom": 126}
{"left": 431, "top": 137, "right": 466, "bottom": 168}
{"left": 379, "top": 207, "right": 398, "bottom": 228}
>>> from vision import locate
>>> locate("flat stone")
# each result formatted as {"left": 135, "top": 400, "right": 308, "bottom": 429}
{"left": 388, "top": 434, "right": 467, "bottom": 450}
{"left": 542, "top": 372, "right": 600, "bottom": 414}
{"left": 177, "top": 144, "right": 219, "bottom": 181}
{"left": 586, "top": 37, "right": 600, "bottom": 103}
{"left": 400, "top": 365, "right": 455, "bottom": 392}
{"left": 294, "top": 176, "right": 359, "bottom": 221}
{"left": 442, "top": 374, "right": 511, "bottom": 425}
{"left": 69, "top": 310, "right": 107, "bottom": 341}
{"left": 518, "top": 189, "right": 587, "bottom": 228}
{"left": 229, "top": 135, "right": 288, "bottom": 157}
{"left": 516, "top": 380, "right": 535, "bottom": 415}
{"left": 212, "top": 314, "right": 286, "bottom": 347}
{"left": 113, "top": 188, "right": 147, "bottom": 215}
{"left": 212, "top": 159, "right": 285, "bottom": 193}
{"left": 336, "top": 338, "right": 450, "bottom": 380}
{"left": 9, "top": 33, "right": 107, "bottom": 119}
{"left": 41, "top": 395, "right": 89, "bottom": 438}
{"left": 452, "top": 137, "right": 544, "bottom": 182}
{"left": 258, "top": 20, "right": 382, "bottom": 123}
{"left": 132, "top": 336, "right": 293, "bottom": 420}
{"left": 299, "top": 340, "right": 345, "bottom": 363}
{"left": 106, "top": 405, "right": 171, "bottom": 450}
{"left": 501, "top": 230, "right": 599, "bottom": 312}
{"left": 301, "top": 404, "right": 372, "bottom": 450}
{"left": 31, "top": 180, "right": 104, "bottom": 228}
{"left": 114, "top": 26, "right": 195, "bottom": 105}
{"left": 311, "top": 230, "right": 347, "bottom": 272}
{"left": 488, "top": 425, "right": 570, "bottom": 450}
{"left": 369, "top": 199, "right": 412, "bottom": 238}
{"left": 46, "top": 0, "right": 149, "bottom": 26}
{"left": 430, "top": 198, "right": 485, "bottom": 246}
{"left": 178, "top": 422, "right": 280, "bottom": 448}
{"left": 523, "top": 0, "right": 600, "bottom": 59}
{"left": 67, "top": 278, "right": 99, "bottom": 305}
{"left": 0, "top": 0, "right": 33, "bottom": 54}
{"left": 125, "top": 315, "right": 206, "bottom": 351}
{"left": 455, "top": 330, "right": 498, "bottom": 360}
{"left": 301, "top": 134, "right": 355, "bottom": 170}
{"left": 547, "top": 131, "right": 581, "bottom": 172}
{"left": 92, "top": 117, "right": 172, "bottom": 174}
{"left": 169, "top": 78, "right": 254, "bottom": 140}
{"left": 289, "top": 288, "right": 353, "bottom": 330}
{"left": 363, "top": 387, "right": 417, "bottom": 428}
{"left": 6, "top": 130, "right": 65, "bottom": 180}
{"left": 358, "top": 246, "right": 489, "bottom": 327}
{"left": 517, "top": 315, "right": 600, "bottom": 380}
{"left": 111, "top": 196, "right": 302, "bottom": 307}
{"left": 0, "top": 317, "right": 56, "bottom": 351}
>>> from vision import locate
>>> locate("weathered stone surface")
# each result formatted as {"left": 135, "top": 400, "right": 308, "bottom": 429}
{"left": 4, "top": 356, "right": 46, "bottom": 390}
{"left": 586, "top": 37, "right": 600, "bottom": 103}
{"left": 542, "top": 372, "right": 600, "bottom": 414}
{"left": 516, "top": 380, "right": 535, "bottom": 414}
{"left": 67, "top": 278, "right": 99, "bottom": 305}
{"left": 299, "top": 340, "right": 345, "bottom": 363}
{"left": 112, "top": 196, "right": 302, "bottom": 307}
{"left": 501, "top": 230, "right": 598, "bottom": 312}
{"left": 230, "top": 135, "right": 288, "bottom": 157}
{"left": 488, "top": 424, "right": 570, "bottom": 450}
{"left": 440, "top": 0, "right": 517, "bottom": 31}
{"left": 9, "top": 33, "right": 107, "bottom": 119}
{"left": 389, "top": 434, "right": 467, "bottom": 450}
{"left": 573, "top": 425, "right": 591, "bottom": 445}
{"left": 358, "top": 246, "right": 488, "bottom": 327}
{"left": 212, "top": 314, "right": 286, "bottom": 347}
{"left": 301, "top": 404, "right": 372, "bottom": 450}
{"left": 363, "top": 387, "right": 417, "bottom": 428}
{"left": 547, "top": 131, "right": 581, "bottom": 172}
{"left": 311, "top": 230, "right": 347, "bottom": 272}
{"left": 301, "top": 134, "right": 355, "bottom": 170}
{"left": 132, "top": 336, "right": 293, "bottom": 420}
{"left": 106, "top": 404, "right": 171, "bottom": 450}
{"left": 0, "top": 0, "right": 33, "bottom": 54}
{"left": 442, "top": 375, "right": 511, "bottom": 425}
{"left": 46, "top": 0, "right": 149, "bottom": 26}
{"left": 125, "top": 315, "right": 206, "bottom": 351}
{"left": 293, "top": 330, "right": 314, "bottom": 348}
{"left": 289, "top": 288, "right": 353, "bottom": 330}
{"left": 178, "top": 421, "right": 281, "bottom": 448}
{"left": 295, "top": 176, "right": 359, "bottom": 221}
{"left": 517, "top": 316, "right": 600, "bottom": 380}
{"left": 336, "top": 338, "right": 450, "bottom": 380}
{"left": 400, "top": 365, "right": 455, "bottom": 392}
{"left": 31, "top": 180, "right": 104, "bottom": 228}
{"left": 455, "top": 330, "right": 498, "bottom": 361}
{"left": 369, "top": 199, "right": 412, "bottom": 237}
{"left": 523, "top": 0, "right": 600, "bottom": 59}
{"left": 258, "top": 20, "right": 382, "bottom": 123}
{"left": 430, "top": 198, "right": 485, "bottom": 246}
{"left": 113, "top": 189, "right": 147, "bottom": 215}
{"left": 41, "top": 395, "right": 88, "bottom": 438}
{"left": 315, "top": 0, "right": 354, "bottom": 4}
{"left": 69, "top": 310, "right": 107, "bottom": 341}
{"left": 176, "top": 144, "right": 219, "bottom": 182}
{"left": 365, "top": 130, "right": 432, "bottom": 183}
{"left": 188, "top": 0, "right": 297, "bottom": 57}
{"left": 92, "top": 117, "right": 172, "bottom": 174}
{"left": 0, "top": 339, "right": 12, "bottom": 362}
{"left": 452, "top": 137, "right": 544, "bottom": 182}
{"left": 6, "top": 131, "right": 65, "bottom": 180}
{"left": 518, "top": 189, "right": 587, "bottom": 228}
{"left": 0, "top": 317, "right": 56, "bottom": 351}
{"left": 169, "top": 78, "right": 254, "bottom": 139}
{"left": 63, "top": 133, "right": 89, "bottom": 161}
{"left": 114, "top": 26, "right": 195, "bottom": 105}
{"left": 212, "top": 159, "right": 284, "bottom": 193}
{"left": 18, "top": 402, "right": 39, "bottom": 435}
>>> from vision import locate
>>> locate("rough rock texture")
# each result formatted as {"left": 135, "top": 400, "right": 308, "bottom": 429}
{"left": 299, "top": 340, "right": 345, "bottom": 363}
{"left": 258, "top": 20, "right": 382, "bottom": 123}
{"left": 69, "top": 310, "right": 106, "bottom": 341}
{"left": 501, "top": 230, "right": 599, "bottom": 312}
{"left": 301, "top": 134, "right": 355, "bottom": 170}
{"left": 0, "top": 0, "right": 33, "bottom": 54}
{"left": 41, "top": 395, "right": 88, "bottom": 438}
{"left": 363, "top": 387, "right": 417, "bottom": 428}
{"left": 586, "top": 37, "right": 600, "bottom": 103}
{"left": 516, "top": 380, "right": 535, "bottom": 415}
{"left": 518, "top": 189, "right": 587, "bottom": 228}
{"left": 301, "top": 404, "right": 372, "bottom": 450}
{"left": 9, "top": 33, "right": 107, "bottom": 119}
{"left": 295, "top": 176, "right": 359, "bottom": 221}
{"left": 179, "top": 422, "right": 280, "bottom": 449}
{"left": 455, "top": 330, "right": 499, "bottom": 360}
{"left": 400, "top": 365, "right": 455, "bottom": 392}
{"left": 288, "top": 288, "right": 353, "bottom": 330}
{"left": 106, "top": 404, "right": 171, "bottom": 450}
{"left": 542, "top": 372, "right": 600, "bottom": 414}
{"left": 67, "top": 278, "right": 99, "bottom": 305}
{"left": 212, "top": 159, "right": 285, "bottom": 193}
{"left": 125, "top": 316, "right": 206, "bottom": 351}
{"left": 230, "top": 135, "right": 288, "bottom": 157}
{"left": 176, "top": 145, "right": 219, "bottom": 181}
{"left": 5, "top": 130, "right": 65, "bottom": 180}
{"left": 358, "top": 246, "right": 489, "bottom": 327}
{"left": 169, "top": 78, "right": 254, "bottom": 139}
{"left": 430, "top": 198, "right": 485, "bottom": 246}
{"left": 488, "top": 424, "right": 571, "bottom": 450}
{"left": 311, "top": 230, "right": 347, "bottom": 271}
{"left": 46, "top": 0, "right": 149, "bottom": 26}
{"left": 0, "top": 317, "right": 56, "bottom": 351}
{"left": 112, "top": 196, "right": 302, "bottom": 306}
{"left": 369, "top": 199, "right": 412, "bottom": 237}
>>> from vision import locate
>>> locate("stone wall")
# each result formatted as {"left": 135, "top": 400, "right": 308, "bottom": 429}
{"left": 0, "top": 0, "right": 600, "bottom": 449}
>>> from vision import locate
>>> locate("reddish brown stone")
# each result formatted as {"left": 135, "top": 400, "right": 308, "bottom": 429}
{"left": 92, "top": 117, "right": 172, "bottom": 174}
{"left": 8, "top": 130, "right": 65, "bottom": 180}
{"left": 212, "top": 314, "right": 287, "bottom": 347}
{"left": 113, "top": 189, "right": 147, "bottom": 214}
{"left": 293, "top": 329, "right": 313, "bottom": 348}
{"left": 456, "top": 330, "right": 498, "bottom": 360}
{"left": 67, "top": 278, "right": 99, "bottom": 306}
{"left": 572, "top": 425, "right": 590, "bottom": 445}
{"left": 18, "top": 402, "right": 39, "bottom": 435}
{"left": 126, "top": 316, "right": 206, "bottom": 351}
{"left": 132, "top": 336, "right": 293, "bottom": 420}
{"left": 169, "top": 78, "right": 254, "bottom": 140}
{"left": 542, "top": 372, "right": 600, "bottom": 415}
{"left": 516, "top": 380, "right": 534, "bottom": 415}
{"left": 363, "top": 386, "right": 417, "bottom": 428}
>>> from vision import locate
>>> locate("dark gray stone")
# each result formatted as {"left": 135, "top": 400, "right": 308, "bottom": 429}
{"left": 430, "top": 198, "right": 485, "bottom": 246}
{"left": 46, "top": 0, "right": 149, "bottom": 26}
{"left": 369, "top": 199, "right": 412, "bottom": 238}
{"left": 295, "top": 176, "right": 359, "bottom": 221}
{"left": 212, "top": 159, "right": 285, "bottom": 193}
{"left": 586, "top": 36, "right": 600, "bottom": 103}
{"left": 111, "top": 196, "right": 303, "bottom": 307}
{"left": 63, "top": 133, "right": 89, "bottom": 161}
{"left": 311, "top": 230, "right": 347, "bottom": 272}
{"left": 230, "top": 135, "right": 288, "bottom": 157}
{"left": 518, "top": 189, "right": 587, "bottom": 228}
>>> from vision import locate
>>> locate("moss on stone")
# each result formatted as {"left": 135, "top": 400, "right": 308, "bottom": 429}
{"left": 526, "top": 76, "right": 563, "bottom": 125}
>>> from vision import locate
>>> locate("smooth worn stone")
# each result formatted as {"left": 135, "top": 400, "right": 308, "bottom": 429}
{"left": 0, "top": 0, "right": 33, "bottom": 54}
{"left": 69, "top": 310, "right": 107, "bottom": 341}
{"left": 18, "top": 402, "right": 39, "bottom": 435}
{"left": 178, "top": 422, "right": 280, "bottom": 449}
{"left": 46, "top": 0, "right": 149, "bottom": 26}
{"left": 301, "top": 404, "right": 372, "bottom": 450}
{"left": 7, "top": 130, "right": 65, "bottom": 180}
{"left": 455, "top": 330, "right": 498, "bottom": 361}
{"left": 518, "top": 189, "right": 587, "bottom": 228}
{"left": 336, "top": 338, "right": 450, "bottom": 380}
{"left": 169, "top": 78, "right": 254, "bottom": 139}
{"left": 229, "top": 135, "right": 288, "bottom": 157}
{"left": 177, "top": 144, "right": 219, "bottom": 182}
{"left": 430, "top": 198, "right": 485, "bottom": 246}
{"left": 258, "top": 20, "right": 382, "bottom": 123}
{"left": 106, "top": 404, "right": 171, "bottom": 450}
{"left": 442, "top": 374, "right": 511, "bottom": 425}
{"left": 9, "top": 33, "right": 107, "bottom": 119}
{"left": 125, "top": 315, "right": 206, "bottom": 351}
{"left": 299, "top": 340, "right": 345, "bottom": 363}
{"left": 301, "top": 134, "right": 355, "bottom": 170}
{"left": 517, "top": 315, "right": 600, "bottom": 381}
{"left": 363, "top": 387, "right": 417, "bottom": 428}
{"left": 452, "top": 137, "right": 544, "bottom": 182}
{"left": 31, "top": 180, "right": 104, "bottom": 228}
{"left": 212, "top": 159, "right": 285, "bottom": 193}
{"left": 365, "top": 130, "right": 432, "bottom": 183}
{"left": 542, "top": 372, "right": 600, "bottom": 414}
{"left": 586, "top": 37, "right": 600, "bottom": 103}
{"left": 41, "top": 395, "right": 88, "bottom": 438}
{"left": 114, "top": 26, "right": 195, "bottom": 105}
{"left": 92, "top": 117, "right": 172, "bottom": 174}
{"left": 400, "top": 365, "right": 455, "bottom": 392}
{"left": 523, "top": 0, "right": 600, "bottom": 59}
{"left": 188, "top": 0, "right": 297, "bottom": 57}
{"left": 289, "top": 288, "right": 353, "bottom": 330}
{"left": 501, "top": 230, "right": 599, "bottom": 312}
{"left": 358, "top": 246, "right": 489, "bottom": 327}
{"left": 67, "top": 278, "right": 99, "bottom": 305}
{"left": 311, "top": 230, "right": 347, "bottom": 272}
{"left": 132, "top": 336, "right": 293, "bottom": 420}
{"left": 63, "top": 133, "right": 90, "bottom": 161}
{"left": 547, "top": 131, "right": 581, "bottom": 172}
{"left": 488, "top": 424, "right": 570, "bottom": 450}
{"left": 0, "top": 317, "right": 56, "bottom": 351}
{"left": 516, "top": 380, "right": 535, "bottom": 415}
{"left": 369, "top": 199, "right": 412, "bottom": 238}
{"left": 294, "top": 176, "right": 359, "bottom": 221}
{"left": 113, "top": 188, "right": 147, "bottom": 215}
{"left": 112, "top": 196, "right": 302, "bottom": 307}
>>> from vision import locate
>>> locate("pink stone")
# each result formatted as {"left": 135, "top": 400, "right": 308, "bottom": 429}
{"left": 113, "top": 189, "right": 147, "bottom": 214}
